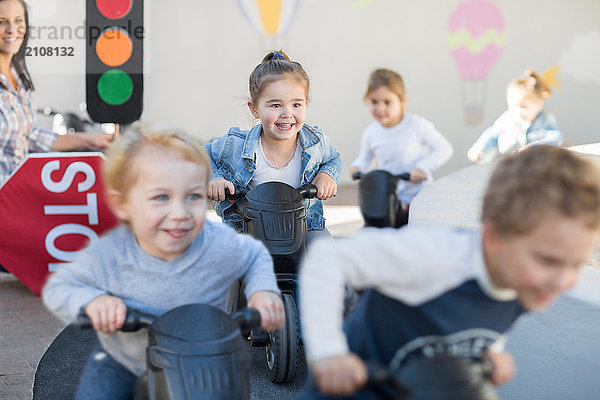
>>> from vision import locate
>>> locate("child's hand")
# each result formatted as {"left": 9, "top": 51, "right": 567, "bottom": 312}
{"left": 208, "top": 178, "right": 235, "bottom": 202}
{"left": 349, "top": 167, "right": 360, "bottom": 178}
{"left": 312, "top": 172, "right": 337, "bottom": 200}
{"left": 247, "top": 291, "right": 285, "bottom": 332}
{"left": 409, "top": 167, "right": 427, "bottom": 183}
{"left": 85, "top": 295, "right": 127, "bottom": 334}
{"left": 311, "top": 353, "right": 368, "bottom": 396}
{"left": 485, "top": 349, "right": 516, "bottom": 386}
{"left": 467, "top": 148, "right": 480, "bottom": 162}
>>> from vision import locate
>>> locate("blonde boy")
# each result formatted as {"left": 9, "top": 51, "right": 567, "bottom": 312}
{"left": 43, "top": 127, "right": 284, "bottom": 400}
{"left": 298, "top": 145, "right": 600, "bottom": 399}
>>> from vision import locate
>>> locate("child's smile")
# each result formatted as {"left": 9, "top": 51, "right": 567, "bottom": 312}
{"left": 249, "top": 76, "right": 307, "bottom": 144}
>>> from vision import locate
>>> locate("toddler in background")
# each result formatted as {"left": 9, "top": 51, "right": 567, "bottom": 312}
{"left": 468, "top": 69, "right": 563, "bottom": 163}
{"left": 43, "top": 127, "right": 284, "bottom": 400}
{"left": 350, "top": 69, "right": 453, "bottom": 225}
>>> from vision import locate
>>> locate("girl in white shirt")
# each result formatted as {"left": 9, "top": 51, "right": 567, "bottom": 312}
{"left": 350, "top": 69, "right": 453, "bottom": 222}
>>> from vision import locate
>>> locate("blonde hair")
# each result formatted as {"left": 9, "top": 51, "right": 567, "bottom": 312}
{"left": 248, "top": 50, "right": 310, "bottom": 104}
{"left": 103, "top": 125, "right": 210, "bottom": 196}
{"left": 482, "top": 146, "right": 600, "bottom": 236}
{"left": 365, "top": 69, "right": 406, "bottom": 102}
{"left": 507, "top": 69, "right": 552, "bottom": 101}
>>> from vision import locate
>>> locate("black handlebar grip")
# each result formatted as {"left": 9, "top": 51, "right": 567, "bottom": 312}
{"left": 232, "top": 308, "right": 262, "bottom": 332}
{"left": 365, "top": 361, "right": 391, "bottom": 387}
{"left": 76, "top": 311, "right": 93, "bottom": 329}
{"left": 76, "top": 308, "right": 153, "bottom": 332}
{"left": 298, "top": 183, "right": 318, "bottom": 199}
{"left": 397, "top": 173, "right": 411, "bottom": 181}
{"left": 225, "top": 187, "right": 248, "bottom": 201}
{"left": 351, "top": 171, "right": 363, "bottom": 181}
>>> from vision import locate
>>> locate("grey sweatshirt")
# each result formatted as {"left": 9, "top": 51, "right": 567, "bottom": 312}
{"left": 42, "top": 220, "right": 279, "bottom": 375}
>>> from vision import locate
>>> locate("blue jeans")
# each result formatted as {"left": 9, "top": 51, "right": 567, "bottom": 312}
{"left": 75, "top": 345, "right": 137, "bottom": 400}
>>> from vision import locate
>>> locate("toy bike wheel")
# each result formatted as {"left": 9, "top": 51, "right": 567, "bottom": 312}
{"left": 265, "top": 293, "right": 300, "bottom": 383}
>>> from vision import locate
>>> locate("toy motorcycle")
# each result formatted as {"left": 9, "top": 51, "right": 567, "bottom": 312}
{"left": 77, "top": 305, "right": 261, "bottom": 400}
{"left": 226, "top": 182, "right": 318, "bottom": 383}
{"left": 301, "top": 354, "right": 499, "bottom": 400}
{"left": 352, "top": 170, "right": 411, "bottom": 228}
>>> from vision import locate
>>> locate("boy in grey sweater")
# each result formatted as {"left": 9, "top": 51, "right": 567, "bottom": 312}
{"left": 43, "top": 127, "right": 283, "bottom": 400}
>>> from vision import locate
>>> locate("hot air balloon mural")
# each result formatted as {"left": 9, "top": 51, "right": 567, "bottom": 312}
{"left": 236, "top": 0, "right": 302, "bottom": 51}
{"left": 446, "top": 0, "right": 505, "bottom": 125}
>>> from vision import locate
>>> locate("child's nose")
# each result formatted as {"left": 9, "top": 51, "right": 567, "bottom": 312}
{"left": 169, "top": 200, "right": 190, "bottom": 219}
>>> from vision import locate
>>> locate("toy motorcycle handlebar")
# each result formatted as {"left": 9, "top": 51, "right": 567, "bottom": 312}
{"left": 76, "top": 307, "right": 262, "bottom": 332}
{"left": 232, "top": 307, "right": 262, "bottom": 332}
{"left": 297, "top": 183, "right": 319, "bottom": 198}
{"left": 225, "top": 183, "right": 319, "bottom": 201}
{"left": 351, "top": 171, "right": 411, "bottom": 181}
{"left": 76, "top": 308, "right": 155, "bottom": 332}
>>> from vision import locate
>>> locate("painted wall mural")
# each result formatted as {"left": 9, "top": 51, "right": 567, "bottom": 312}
{"left": 446, "top": 0, "right": 505, "bottom": 125}
{"left": 559, "top": 30, "right": 600, "bottom": 86}
{"left": 236, "top": 0, "right": 302, "bottom": 51}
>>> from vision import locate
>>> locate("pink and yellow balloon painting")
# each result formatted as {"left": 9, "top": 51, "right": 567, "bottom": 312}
{"left": 447, "top": 0, "right": 506, "bottom": 125}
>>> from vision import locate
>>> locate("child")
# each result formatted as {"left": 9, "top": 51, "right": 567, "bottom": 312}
{"left": 298, "top": 145, "right": 600, "bottom": 399}
{"left": 42, "top": 127, "right": 284, "bottom": 400}
{"left": 205, "top": 50, "right": 342, "bottom": 240}
{"left": 467, "top": 69, "right": 563, "bottom": 163}
{"left": 350, "top": 69, "right": 453, "bottom": 225}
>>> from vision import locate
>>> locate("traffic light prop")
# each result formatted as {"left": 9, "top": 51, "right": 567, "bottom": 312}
{"left": 86, "top": 0, "right": 143, "bottom": 124}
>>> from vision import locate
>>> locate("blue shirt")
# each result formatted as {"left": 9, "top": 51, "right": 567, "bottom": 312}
{"left": 42, "top": 221, "right": 279, "bottom": 375}
{"left": 205, "top": 123, "right": 343, "bottom": 230}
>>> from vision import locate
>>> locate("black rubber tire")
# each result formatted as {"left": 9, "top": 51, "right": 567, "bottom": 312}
{"left": 265, "top": 293, "right": 300, "bottom": 383}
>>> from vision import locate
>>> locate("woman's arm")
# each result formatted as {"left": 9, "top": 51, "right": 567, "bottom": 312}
{"left": 51, "top": 132, "right": 113, "bottom": 152}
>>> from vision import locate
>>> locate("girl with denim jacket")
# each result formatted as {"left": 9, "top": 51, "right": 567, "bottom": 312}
{"left": 467, "top": 70, "right": 563, "bottom": 163}
{"left": 205, "top": 51, "right": 342, "bottom": 237}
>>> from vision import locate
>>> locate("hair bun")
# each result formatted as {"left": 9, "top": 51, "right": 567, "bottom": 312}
{"left": 272, "top": 52, "right": 285, "bottom": 60}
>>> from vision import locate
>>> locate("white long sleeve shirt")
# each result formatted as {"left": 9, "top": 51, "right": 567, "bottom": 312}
{"left": 300, "top": 227, "right": 522, "bottom": 365}
{"left": 352, "top": 114, "right": 453, "bottom": 203}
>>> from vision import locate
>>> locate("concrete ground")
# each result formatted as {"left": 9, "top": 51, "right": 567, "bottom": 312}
{"left": 0, "top": 185, "right": 361, "bottom": 400}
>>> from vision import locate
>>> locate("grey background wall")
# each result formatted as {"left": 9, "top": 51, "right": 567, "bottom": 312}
{"left": 26, "top": 0, "right": 600, "bottom": 183}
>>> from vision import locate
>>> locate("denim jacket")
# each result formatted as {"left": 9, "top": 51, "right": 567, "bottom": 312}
{"left": 205, "top": 123, "right": 343, "bottom": 231}
{"left": 469, "top": 110, "right": 563, "bottom": 161}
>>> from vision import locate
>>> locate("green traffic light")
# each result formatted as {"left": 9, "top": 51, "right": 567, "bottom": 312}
{"left": 97, "top": 69, "right": 133, "bottom": 106}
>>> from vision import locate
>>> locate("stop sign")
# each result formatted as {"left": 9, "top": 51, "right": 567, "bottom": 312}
{"left": 0, "top": 152, "right": 119, "bottom": 295}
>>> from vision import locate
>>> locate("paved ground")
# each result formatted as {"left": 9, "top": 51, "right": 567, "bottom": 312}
{"left": 0, "top": 185, "right": 360, "bottom": 400}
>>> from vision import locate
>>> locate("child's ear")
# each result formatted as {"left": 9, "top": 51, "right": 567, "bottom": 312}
{"left": 247, "top": 101, "right": 259, "bottom": 119}
{"left": 482, "top": 220, "right": 501, "bottom": 252}
{"left": 106, "top": 189, "right": 129, "bottom": 221}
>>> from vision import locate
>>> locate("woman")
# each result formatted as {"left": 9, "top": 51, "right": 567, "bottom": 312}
{"left": 0, "top": 0, "right": 112, "bottom": 273}
{"left": 0, "top": 0, "right": 112, "bottom": 186}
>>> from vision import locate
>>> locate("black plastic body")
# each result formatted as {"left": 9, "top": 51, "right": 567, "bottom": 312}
{"left": 229, "top": 182, "right": 316, "bottom": 294}
{"left": 77, "top": 305, "right": 261, "bottom": 400}
{"left": 353, "top": 170, "right": 410, "bottom": 228}
{"left": 360, "top": 356, "right": 498, "bottom": 400}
